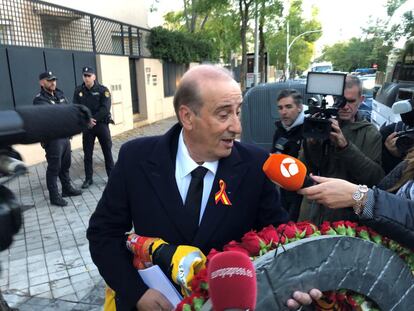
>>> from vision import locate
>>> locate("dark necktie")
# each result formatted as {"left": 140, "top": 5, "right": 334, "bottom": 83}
{"left": 185, "top": 166, "right": 208, "bottom": 236}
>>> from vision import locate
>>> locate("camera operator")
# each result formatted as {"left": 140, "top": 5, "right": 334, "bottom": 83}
{"left": 33, "top": 71, "right": 82, "bottom": 207}
{"left": 271, "top": 89, "right": 304, "bottom": 221}
{"left": 380, "top": 121, "right": 405, "bottom": 174}
{"left": 300, "top": 75, "right": 384, "bottom": 224}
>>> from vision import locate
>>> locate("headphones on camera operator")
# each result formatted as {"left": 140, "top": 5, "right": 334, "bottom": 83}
{"left": 302, "top": 72, "right": 347, "bottom": 174}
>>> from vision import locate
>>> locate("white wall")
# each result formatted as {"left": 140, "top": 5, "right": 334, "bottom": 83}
{"left": 96, "top": 54, "right": 134, "bottom": 136}
{"left": 42, "top": 0, "right": 149, "bottom": 28}
{"left": 136, "top": 58, "right": 176, "bottom": 124}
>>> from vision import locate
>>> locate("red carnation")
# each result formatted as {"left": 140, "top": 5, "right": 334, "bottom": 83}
{"left": 258, "top": 225, "right": 279, "bottom": 247}
{"left": 206, "top": 248, "right": 220, "bottom": 263}
{"left": 356, "top": 225, "right": 370, "bottom": 241}
{"left": 296, "top": 221, "right": 319, "bottom": 237}
{"left": 344, "top": 221, "right": 357, "bottom": 237}
{"left": 241, "top": 231, "right": 264, "bottom": 256}
{"left": 175, "top": 296, "right": 193, "bottom": 311}
{"left": 320, "top": 221, "right": 337, "bottom": 235}
{"left": 277, "top": 222, "right": 299, "bottom": 241}
{"left": 367, "top": 227, "right": 382, "bottom": 244}
{"left": 332, "top": 221, "right": 346, "bottom": 235}
{"left": 190, "top": 268, "right": 208, "bottom": 295}
{"left": 223, "top": 240, "right": 250, "bottom": 256}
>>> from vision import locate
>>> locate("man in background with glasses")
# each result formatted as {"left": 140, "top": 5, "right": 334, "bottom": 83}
{"left": 73, "top": 66, "right": 114, "bottom": 189}
{"left": 299, "top": 75, "right": 384, "bottom": 224}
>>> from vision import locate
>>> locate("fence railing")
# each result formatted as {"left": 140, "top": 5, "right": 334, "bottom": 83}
{"left": 0, "top": 0, "right": 151, "bottom": 57}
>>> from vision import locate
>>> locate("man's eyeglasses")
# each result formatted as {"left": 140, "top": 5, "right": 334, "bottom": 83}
{"left": 83, "top": 74, "right": 92, "bottom": 78}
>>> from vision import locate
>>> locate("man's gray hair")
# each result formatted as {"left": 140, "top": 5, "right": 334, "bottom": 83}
{"left": 345, "top": 75, "right": 363, "bottom": 96}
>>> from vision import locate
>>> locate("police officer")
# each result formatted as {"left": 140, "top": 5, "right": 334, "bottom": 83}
{"left": 33, "top": 71, "right": 82, "bottom": 207}
{"left": 73, "top": 66, "right": 114, "bottom": 188}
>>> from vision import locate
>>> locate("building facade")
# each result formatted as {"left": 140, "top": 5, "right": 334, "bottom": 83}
{"left": 0, "top": 0, "right": 180, "bottom": 164}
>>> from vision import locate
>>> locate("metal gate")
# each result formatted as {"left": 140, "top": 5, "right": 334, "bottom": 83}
{"left": 0, "top": 46, "right": 95, "bottom": 110}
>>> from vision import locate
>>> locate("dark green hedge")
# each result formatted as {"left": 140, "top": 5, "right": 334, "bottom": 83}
{"left": 147, "top": 27, "right": 219, "bottom": 63}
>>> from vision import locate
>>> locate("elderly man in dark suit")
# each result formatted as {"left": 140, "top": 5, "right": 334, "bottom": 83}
{"left": 87, "top": 65, "right": 320, "bottom": 311}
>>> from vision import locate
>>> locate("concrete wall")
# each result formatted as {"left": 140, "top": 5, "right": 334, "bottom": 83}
{"left": 96, "top": 54, "right": 134, "bottom": 136}
{"left": 136, "top": 58, "right": 176, "bottom": 125}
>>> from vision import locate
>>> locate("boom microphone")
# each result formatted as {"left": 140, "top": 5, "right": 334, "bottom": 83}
{"left": 208, "top": 251, "right": 257, "bottom": 311}
{"left": 0, "top": 104, "right": 91, "bottom": 146}
{"left": 263, "top": 154, "right": 314, "bottom": 191}
{"left": 392, "top": 99, "right": 414, "bottom": 127}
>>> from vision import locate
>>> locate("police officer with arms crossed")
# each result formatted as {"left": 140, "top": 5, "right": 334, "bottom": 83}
{"left": 73, "top": 67, "right": 114, "bottom": 189}
{"left": 33, "top": 71, "right": 82, "bottom": 206}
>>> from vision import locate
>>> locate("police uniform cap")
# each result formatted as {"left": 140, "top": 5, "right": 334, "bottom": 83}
{"left": 39, "top": 71, "right": 57, "bottom": 81}
{"left": 82, "top": 66, "right": 96, "bottom": 74}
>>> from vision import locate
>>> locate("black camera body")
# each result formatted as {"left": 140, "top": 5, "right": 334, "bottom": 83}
{"left": 396, "top": 128, "right": 414, "bottom": 155}
{"left": 302, "top": 72, "right": 347, "bottom": 140}
{"left": 303, "top": 96, "right": 347, "bottom": 140}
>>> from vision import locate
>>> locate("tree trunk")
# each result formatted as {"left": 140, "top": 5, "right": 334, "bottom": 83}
{"left": 258, "top": 3, "right": 266, "bottom": 83}
{"left": 239, "top": 0, "right": 252, "bottom": 91}
{"left": 183, "top": 0, "right": 191, "bottom": 32}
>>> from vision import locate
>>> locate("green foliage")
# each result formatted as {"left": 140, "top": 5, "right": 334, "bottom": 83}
{"left": 147, "top": 26, "right": 219, "bottom": 63}
{"left": 265, "top": 0, "right": 321, "bottom": 72}
{"left": 319, "top": 38, "right": 392, "bottom": 72}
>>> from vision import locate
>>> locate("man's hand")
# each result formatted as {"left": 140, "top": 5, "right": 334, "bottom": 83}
{"left": 88, "top": 118, "right": 96, "bottom": 128}
{"left": 384, "top": 132, "right": 401, "bottom": 157}
{"left": 329, "top": 119, "right": 348, "bottom": 149}
{"left": 286, "top": 288, "right": 323, "bottom": 310}
{"left": 136, "top": 289, "right": 173, "bottom": 311}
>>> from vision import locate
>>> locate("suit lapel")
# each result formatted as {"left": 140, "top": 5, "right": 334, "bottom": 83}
{"left": 140, "top": 124, "right": 196, "bottom": 244}
{"left": 193, "top": 145, "right": 249, "bottom": 249}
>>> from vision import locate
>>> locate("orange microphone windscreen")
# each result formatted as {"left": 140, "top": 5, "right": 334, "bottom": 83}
{"left": 262, "top": 154, "right": 308, "bottom": 191}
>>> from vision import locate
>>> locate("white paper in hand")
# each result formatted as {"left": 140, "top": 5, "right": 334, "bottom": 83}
{"left": 138, "top": 265, "right": 183, "bottom": 307}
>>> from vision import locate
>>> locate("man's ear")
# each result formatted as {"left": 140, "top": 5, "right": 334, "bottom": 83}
{"left": 178, "top": 105, "right": 194, "bottom": 130}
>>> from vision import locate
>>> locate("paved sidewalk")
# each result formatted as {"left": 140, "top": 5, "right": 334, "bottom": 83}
{"left": 0, "top": 117, "right": 177, "bottom": 310}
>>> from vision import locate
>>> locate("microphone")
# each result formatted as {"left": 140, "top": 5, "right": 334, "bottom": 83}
{"left": 262, "top": 154, "right": 314, "bottom": 191}
{"left": 207, "top": 251, "right": 256, "bottom": 311}
{"left": 392, "top": 99, "right": 412, "bottom": 114}
{"left": 0, "top": 104, "right": 91, "bottom": 146}
{"left": 0, "top": 155, "right": 27, "bottom": 176}
{"left": 392, "top": 99, "right": 414, "bottom": 127}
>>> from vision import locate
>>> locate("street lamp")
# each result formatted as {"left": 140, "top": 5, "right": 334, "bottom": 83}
{"left": 285, "top": 29, "right": 322, "bottom": 80}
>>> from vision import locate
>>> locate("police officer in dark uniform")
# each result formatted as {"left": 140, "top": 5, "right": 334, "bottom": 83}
{"left": 33, "top": 71, "right": 82, "bottom": 206}
{"left": 73, "top": 66, "right": 114, "bottom": 188}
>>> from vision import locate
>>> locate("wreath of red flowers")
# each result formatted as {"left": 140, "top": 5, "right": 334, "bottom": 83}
{"left": 176, "top": 220, "right": 414, "bottom": 311}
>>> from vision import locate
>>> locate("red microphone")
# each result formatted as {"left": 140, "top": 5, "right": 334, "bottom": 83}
{"left": 207, "top": 251, "right": 256, "bottom": 311}
{"left": 262, "top": 154, "right": 314, "bottom": 191}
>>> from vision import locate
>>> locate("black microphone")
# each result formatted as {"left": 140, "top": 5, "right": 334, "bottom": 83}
{"left": 0, "top": 104, "right": 91, "bottom": 146}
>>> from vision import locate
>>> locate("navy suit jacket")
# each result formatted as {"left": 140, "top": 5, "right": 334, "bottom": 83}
{"left": 87, "top": 123, "right": 288, "bottom": 311}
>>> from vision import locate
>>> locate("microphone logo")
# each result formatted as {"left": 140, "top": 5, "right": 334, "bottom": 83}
{"left": 280, "top": 158, "right": 299, "bottom": 178}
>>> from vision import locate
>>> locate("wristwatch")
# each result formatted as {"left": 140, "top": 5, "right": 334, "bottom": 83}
{"left": 352, "top": 184, "right": 369, "bottom": 215}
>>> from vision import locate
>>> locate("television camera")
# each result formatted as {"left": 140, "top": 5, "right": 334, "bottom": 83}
{"left": 392, "top": 99, "right": 414, "bottom": 155}
{"left": 303, "top": 72, "right": 347, "bottom": 140}
{"left": 0, "top": 104, "right": 91, "bottom": 252}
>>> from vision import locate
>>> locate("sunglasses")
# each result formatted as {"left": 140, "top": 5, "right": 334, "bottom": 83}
{"left": 345, "top": 98, "right": 357, "bottom": 104}
{"left": 83, "top": 74, "right": 92, "bottom": 78}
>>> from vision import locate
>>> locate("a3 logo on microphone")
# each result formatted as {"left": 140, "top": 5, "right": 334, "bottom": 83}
{"left": 280, "top": 158, "right": 299, "bottom": 178}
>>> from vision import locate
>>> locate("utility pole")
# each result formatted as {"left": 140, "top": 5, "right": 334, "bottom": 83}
{"left": 286, "top": 29, "right": 322, "bottom": 80}
{"left": 253, "top": 0, "right": 259, "bottom": 86}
